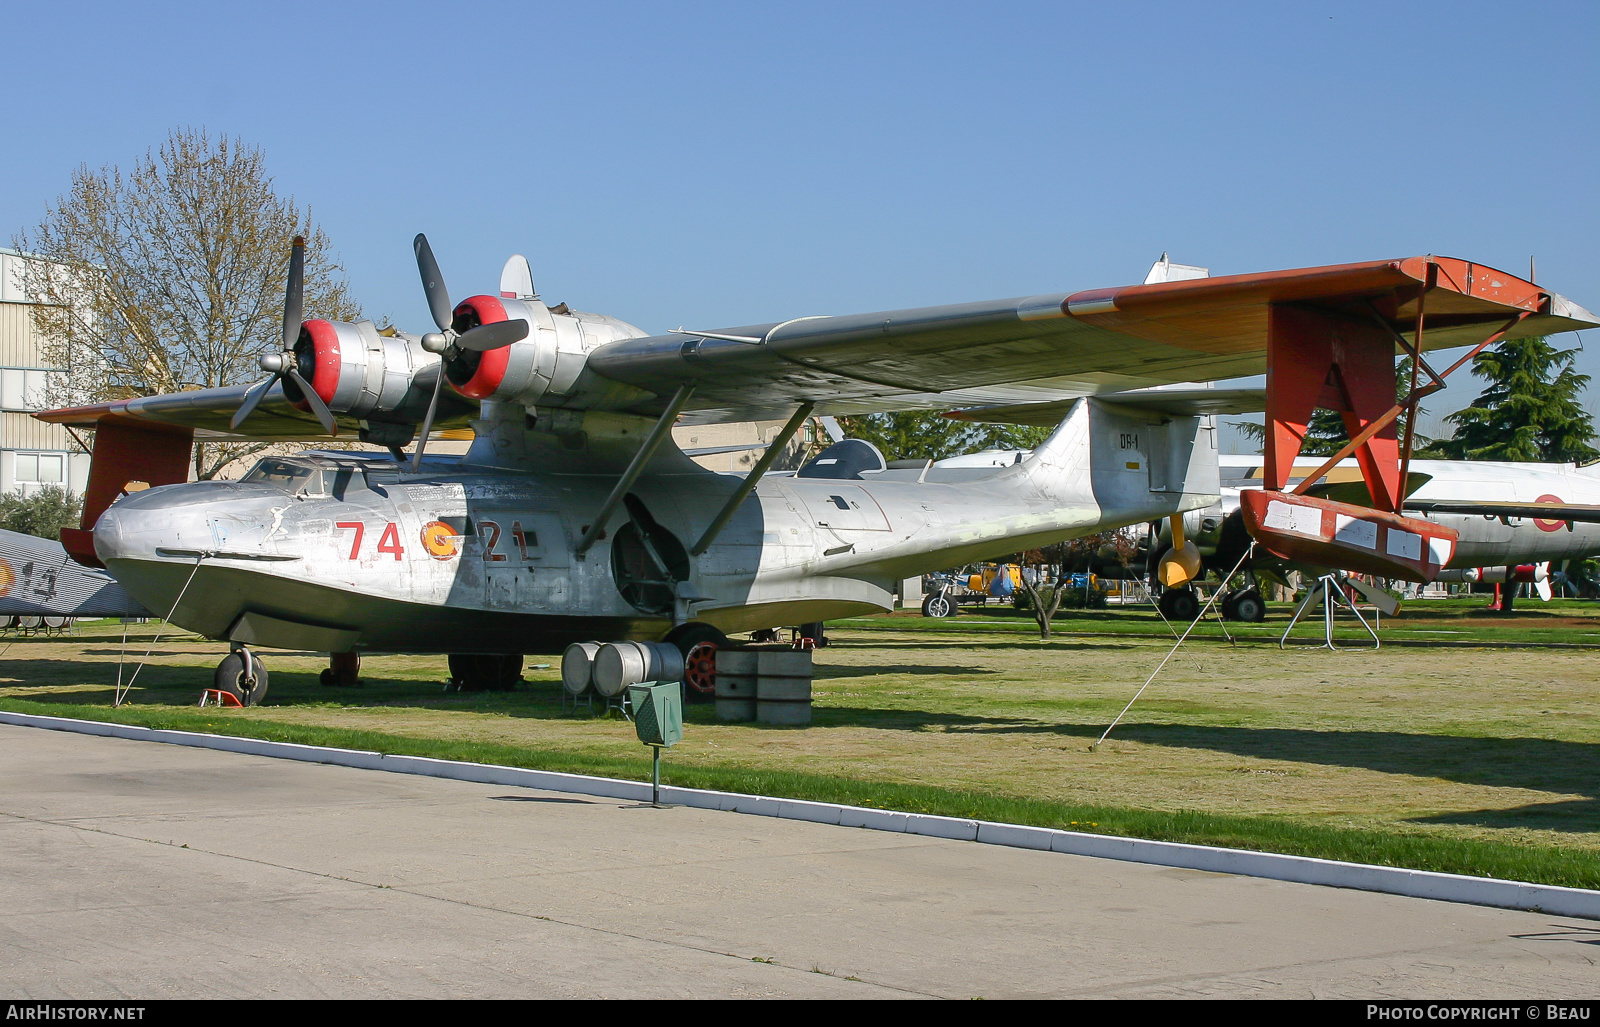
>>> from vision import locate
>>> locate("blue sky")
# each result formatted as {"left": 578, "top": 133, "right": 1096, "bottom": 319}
{"left": 3, "top": 1, "right": 1596, "bottom": 448}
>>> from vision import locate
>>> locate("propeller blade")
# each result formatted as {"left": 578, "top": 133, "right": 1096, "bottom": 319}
{"left": 285, "top": 368, "right": 338, "bottom": 436}
{"left": 1536, "top": 561, "right": 1553, "bottom": 601}
{"left": 282, "top": 236, "right": 306, "bottom": 352}
{"left": 455, "top": 318, "right": 529, "bottom": 352}
{"left": 413, "top": 233, "right": 454, "bottom": 333}
{"left": 230, "top": 374, "right": 280, "bottom": 430}
{"left": 410, "top": 367, "right": 447, "bottom": 473}
{"left": 1346, "top": 576, "right": 1400, "bottom": 616}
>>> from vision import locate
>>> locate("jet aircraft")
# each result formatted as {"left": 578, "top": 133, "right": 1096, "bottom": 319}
{"left": 34, "top": 241, "right": 1599, "bottom": 702}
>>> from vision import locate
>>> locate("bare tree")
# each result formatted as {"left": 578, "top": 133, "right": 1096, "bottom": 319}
{"left": 14, "top": 128, "right": 362, "bottom": 479}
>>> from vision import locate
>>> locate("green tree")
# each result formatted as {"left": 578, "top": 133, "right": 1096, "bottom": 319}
{"left": 14, "top": 128, "right": 363, "bottom": 480}
{"left": 836, "top": 410, "right": 1053, "bottom": 462}
{"left": 1417, "top": 337, "right": 1597, "bottom": 463}
{"left": 0, "top": 486, "right": 82, "bottom": 541}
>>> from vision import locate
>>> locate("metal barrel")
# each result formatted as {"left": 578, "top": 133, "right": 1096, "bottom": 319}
{"left": 561, "top": 641, "right": 602, "bottom": 696}
{"left": 593, "top": 641, "right": 685, "bottom": 698}
{"left": 756, "top": 649, "right": 813, "bottom": 726}
{"left": 713, "top": 649, "right": 758, "bottom": 722}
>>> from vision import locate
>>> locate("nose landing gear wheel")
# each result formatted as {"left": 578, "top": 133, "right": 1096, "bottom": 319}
{"left": 215, "top": 651, "right": 269, "bottom": 706}
{"left": 922, "top": 592, "right": 957, "bottom": 618}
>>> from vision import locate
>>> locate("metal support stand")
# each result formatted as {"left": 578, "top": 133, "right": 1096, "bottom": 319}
{"left": 1279, "top": 573, "right": 1380, "bottom": 650}
{"left": 651, "top": 744, "right": 662, "bottom": 807}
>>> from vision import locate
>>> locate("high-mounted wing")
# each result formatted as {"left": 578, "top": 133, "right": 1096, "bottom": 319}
{"left": 35, "top": 376, "right": 478, "bottom": 440}
{"left": 583, "top": 256, "right": 1598, "bottom": 423}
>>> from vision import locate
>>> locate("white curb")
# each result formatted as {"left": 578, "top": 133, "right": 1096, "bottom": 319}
{"left": 3, "top": 708, "right": 1596, "bottom": 921}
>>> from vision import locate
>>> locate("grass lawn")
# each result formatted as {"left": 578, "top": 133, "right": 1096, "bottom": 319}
{"left": 2, "top": 599, "right": 1597, "bottom": 889}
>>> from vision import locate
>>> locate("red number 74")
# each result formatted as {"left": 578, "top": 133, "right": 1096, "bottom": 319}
{"left": 336, "top": 522, "right": 365, "bottom": 560}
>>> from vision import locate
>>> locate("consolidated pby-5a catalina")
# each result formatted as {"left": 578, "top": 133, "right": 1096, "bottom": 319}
{"left": 37, "top": 238, "right": 1600, "bottom": 701}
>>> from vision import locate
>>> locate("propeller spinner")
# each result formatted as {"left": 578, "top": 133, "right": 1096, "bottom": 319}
{"left": 408, "top": 233, "right": 530, "bottom": 470}
{"left": 231, "top": 237, "right": 339, "bottom": 436}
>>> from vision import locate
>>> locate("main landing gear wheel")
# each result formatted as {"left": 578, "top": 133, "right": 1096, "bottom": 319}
{"left": 446, "top": 654, "right": 523, "bottom": 692}
{"left": 1222, "top": 588, "right": 1266, "bottom": 623}
{"left": 922, "top": 591, "right": 957, "bottom": 618}
{"left": 215, "top": 650, "right": 269, "bottom": 707}
{"left": 1157, "top": 587, "right": 1199, "bottom": 623}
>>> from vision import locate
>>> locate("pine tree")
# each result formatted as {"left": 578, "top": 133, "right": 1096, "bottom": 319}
{"left": 1418, "top": 337, "right": 1597, "bottom": 463}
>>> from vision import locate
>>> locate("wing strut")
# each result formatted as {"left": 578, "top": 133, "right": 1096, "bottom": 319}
{"left": 690, "top": 403, "right": 815, "bottom": 556}
{"left": 573, "top": 384, "right": 696, "bottom": 559}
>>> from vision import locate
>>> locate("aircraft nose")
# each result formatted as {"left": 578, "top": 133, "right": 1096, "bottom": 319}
{"left": 92, "top": 486, "right": 213, "bottom": 565}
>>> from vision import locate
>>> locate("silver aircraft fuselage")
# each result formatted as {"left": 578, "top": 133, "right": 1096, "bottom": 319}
{"left": 93, "top": 398, "right": 1220, "bottom": 654}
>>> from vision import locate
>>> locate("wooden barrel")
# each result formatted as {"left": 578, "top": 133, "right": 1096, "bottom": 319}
{"left": 714, "top": 649, "right": 758, "bottom": 722}
{"left": 756, "top": 649, "right": 813, "bottom": 726}
{"left": 561, "top": 641, "right": 601, "bottom": 696}
{"left": 593, "top": 641, "right": 684, "bottom": 698}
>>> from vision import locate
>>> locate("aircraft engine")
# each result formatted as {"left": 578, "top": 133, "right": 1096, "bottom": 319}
{"left": 286, "top": 318, "right": 439, "bottom": 421}
{"left": 443, "top": 295, "right": 646, "bottom": 406}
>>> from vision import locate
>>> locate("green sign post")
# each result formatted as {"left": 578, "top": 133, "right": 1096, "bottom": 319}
{"left": 627, "top": 682, "right": 684, "bottom": 806}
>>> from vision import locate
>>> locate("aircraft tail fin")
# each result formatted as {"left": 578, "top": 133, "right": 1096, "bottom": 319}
{"left": 1004, "top": 397, "right": 1220, "bottom": 516}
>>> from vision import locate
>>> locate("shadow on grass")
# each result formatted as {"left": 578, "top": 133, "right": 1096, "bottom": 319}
{"left": 822, "top": 639, "right": 1147, "bottom": 652}
{"left": 1410, "top": 798, "right": 1600, "bottom": 833}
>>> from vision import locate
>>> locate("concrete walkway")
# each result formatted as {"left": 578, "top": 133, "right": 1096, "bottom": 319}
{"left": 1, "top": 724, "right": 1594, "bottom": 999}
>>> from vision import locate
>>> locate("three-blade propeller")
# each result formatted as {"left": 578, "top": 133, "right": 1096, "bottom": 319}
{"left": 408, "top": 233, "right": 529, "bottom": 471}
{"left": 231, "top": 237, "right": 339, "bottom": 436}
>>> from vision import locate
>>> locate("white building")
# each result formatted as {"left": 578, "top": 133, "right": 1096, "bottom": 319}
{"left": 0, "top": 247, "right": 90, "bottom": 496}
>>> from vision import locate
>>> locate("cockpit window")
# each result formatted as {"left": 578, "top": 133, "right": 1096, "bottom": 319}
{"left": 242, "top": 458, "right": 318, "bottom": 493}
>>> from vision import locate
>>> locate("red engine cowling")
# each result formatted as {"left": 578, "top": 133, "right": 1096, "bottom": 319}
{"left": 444, "top": 295, "right": 644, "bottom": 405}
{"left": 287, "top": 319, "right": 437, "bottom": 419}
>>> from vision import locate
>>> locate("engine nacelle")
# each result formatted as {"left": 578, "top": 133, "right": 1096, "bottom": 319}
{"left": 444, "top": 295, "right": 646, "bottom": 406}
{"left": 288, "top": 318, "right": 438, "bottom": 421}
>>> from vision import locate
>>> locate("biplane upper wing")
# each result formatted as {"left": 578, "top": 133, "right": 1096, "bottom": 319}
{"left": 587, "top": 256, "right": 1599, "bottom": 423}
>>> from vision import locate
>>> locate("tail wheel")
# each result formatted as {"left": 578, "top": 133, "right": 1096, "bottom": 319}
{"left": 685, "top": 642, "right": 718, "bottom": 698}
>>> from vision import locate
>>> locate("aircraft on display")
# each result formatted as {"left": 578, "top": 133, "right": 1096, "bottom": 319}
{"left": 33, "top": 240, "right": 1599, "bottom": 702}
{"left": 0, "top": 528, "right": 149, "bottom": 622}
{"left": 1141, "top": 455, "right": 1600, "bottom": 619}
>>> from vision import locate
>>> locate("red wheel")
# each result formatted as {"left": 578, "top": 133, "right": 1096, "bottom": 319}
{"left": 685, "top": 642, "right": 718, "bottom": 695}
